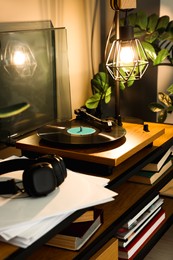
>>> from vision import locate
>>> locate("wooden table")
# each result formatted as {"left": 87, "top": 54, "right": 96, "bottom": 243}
{"left": 1, "top": 122, "right": 173, "bottom": 260}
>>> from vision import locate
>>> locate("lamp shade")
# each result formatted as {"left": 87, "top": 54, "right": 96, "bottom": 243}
{"left": 106, "top": 26, "right": 149, "bottom": 82}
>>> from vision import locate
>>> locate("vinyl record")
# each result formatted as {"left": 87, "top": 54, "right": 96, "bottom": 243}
{"left": 37, "top": 119, "right": 126, "bottom": 145}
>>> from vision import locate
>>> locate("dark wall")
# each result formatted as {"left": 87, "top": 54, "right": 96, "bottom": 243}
{"left": 137, "top": 0, "right": 160, "bottom": 14}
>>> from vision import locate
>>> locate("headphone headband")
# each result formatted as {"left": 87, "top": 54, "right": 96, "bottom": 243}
{"left": 0, "top": 158, "right": 36, "bottom": 174}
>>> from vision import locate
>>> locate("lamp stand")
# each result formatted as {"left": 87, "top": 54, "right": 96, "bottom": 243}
{"left": 114, "top": 9, "right": 122, "bottom": 126}
{"left": 109, "top": 0, "right": 137, "bottom": 126}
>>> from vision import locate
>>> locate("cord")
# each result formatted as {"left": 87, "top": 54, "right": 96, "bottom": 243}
{"left": 110, "top": 0, "right": 119, "bottom": 10}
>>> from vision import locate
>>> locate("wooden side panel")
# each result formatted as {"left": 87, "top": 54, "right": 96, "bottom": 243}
{"left": 90, "top": 238, "right": 118, "bottom": 260}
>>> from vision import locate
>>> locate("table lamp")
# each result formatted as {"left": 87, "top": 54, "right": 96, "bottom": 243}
{"left": 105, "top": 0, "right": 149, "bottom": 125}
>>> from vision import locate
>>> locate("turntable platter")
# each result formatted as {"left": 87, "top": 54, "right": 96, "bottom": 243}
{"left": 37, "top": 119, "right": 126, "bottom": 145}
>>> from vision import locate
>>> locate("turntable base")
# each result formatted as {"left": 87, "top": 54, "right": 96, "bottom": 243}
{"left": 16, "top": 122, "right": 165, "bottom": 167}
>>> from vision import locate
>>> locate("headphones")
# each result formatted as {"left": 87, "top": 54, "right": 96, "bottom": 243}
{"left": 0, "top": 155, "right": 67, "bottom": 197}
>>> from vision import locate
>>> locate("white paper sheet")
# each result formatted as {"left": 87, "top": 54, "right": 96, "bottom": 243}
{"left": 0, "top": 169, "right": 117, "bottom": 230}
{"left": 0, "top": 213, "right": 72, "bottom": 247}
{"left": 0, "top": 158, "right": 117, "bottom": 248}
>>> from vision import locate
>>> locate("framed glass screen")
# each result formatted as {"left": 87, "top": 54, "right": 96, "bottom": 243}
{"left": 0, "top": 21, "right": 71, "bottom": 144}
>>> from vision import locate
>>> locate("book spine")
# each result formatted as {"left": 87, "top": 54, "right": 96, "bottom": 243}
{"left": 118, "top": 209, "right": 165, "bottom": 259}
{"left": 118, "top": 207, "right": 161, "bottom": 247}
{"left": 123, "top": 195, "right": 159, "bottom": 228}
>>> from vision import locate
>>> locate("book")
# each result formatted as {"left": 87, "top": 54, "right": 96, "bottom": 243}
{"left": 118, "top": 207, "right": 161, "bottom": 248}
{"left": 46, "top": 209, "right": 103, "bottom": 250}
{"left": 160, "top": 179, "right": 173, "bottom": 197}
{"left": 141, "top": 146, "right": 172, "bottom": 172}
{"left": 73, "top": 210, "right": 94, "bottom": 223}
{"left": 123, "top": 194, "right": 160, "bottom": 228}
{"left": 117, "top": 198, "right": 164, "bottom": 247}
{"left": 129, "top": 156, "right": 173, "bottom": 185}
{"left": 117, "top": 198, "right": 164, "bottom": 240}
{"left": 118, "top": 209, "right": 166, "bottom": 259}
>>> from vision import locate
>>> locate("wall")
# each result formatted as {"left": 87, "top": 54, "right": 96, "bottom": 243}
{"left": 0, "top": 0, "right": 172, "bottom": 122}
{"left": 0, "top": 0, "right": 102, "bottom": 115}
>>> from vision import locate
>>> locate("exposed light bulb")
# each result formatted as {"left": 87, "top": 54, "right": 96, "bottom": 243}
{"left": 106, "top": 38, "right": 149, "bottom": 82}
{"left": 119, "top": 46, "right": 134, "bottom": 65}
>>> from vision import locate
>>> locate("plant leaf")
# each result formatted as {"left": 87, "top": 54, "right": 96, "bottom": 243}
{"left": 159, "top": 31, "right": 173, "bottom": 41}
{"left": 147, "top": 14, "right": 159, "bottom": 33}
{"left": 91, "top": 72, "right": 108, "bottom": 94}
{"left": 120, "top": 82, "right": 126, "bottom": 90}
{"left": 156, "top": 15, "right": 170, "bottom": 31}
{"left": 134, "top": 28, "right": 146, "bottom": 38}
{"left": 104, "top": 87, "right": 112, "bottom": 103}
{"left": 141, "top": 41, "right": 157, "bottom": 61}
{"left": 167, "top": 21, "right": 173, "bottom": 31}
{"left": 128, "top": 13, "right": 137, "bottom": 27}
{"left": 91, "top": 72, "right": 109, "bottom": 92}
{"left": 153, "top": 49, "right": 169, "bottom": 65}
{"left": 136, "top": 11, "right": 148, "bottom": 30}
{"left": 127, "top": 80, "right": 135, "bottom": 87}
{"left": 85, "top": 93, "right": 101, "bottom": 109}
{"left": 145, "top": 31, "right": 159, "bottom": 43}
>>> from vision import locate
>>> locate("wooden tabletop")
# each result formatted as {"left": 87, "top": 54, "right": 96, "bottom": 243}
{"left": 16, "top": 122, "right": 165, "bottom": 166}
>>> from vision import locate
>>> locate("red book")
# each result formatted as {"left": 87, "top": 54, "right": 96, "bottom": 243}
{"left": 118, "top": 209, "right": 165, "bottom": 259}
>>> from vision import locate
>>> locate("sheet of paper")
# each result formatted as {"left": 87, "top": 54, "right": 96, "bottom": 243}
{"left": 0, "top": 169, "right": 117, "bottom": 231}
{"left": 0, "top": 212, "right": 72, "bottom": 247}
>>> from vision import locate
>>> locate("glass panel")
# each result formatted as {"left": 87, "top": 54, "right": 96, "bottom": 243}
{"left": 0, "top": 20, "right": 54, "bottom": 31}
{"left": 0, "top": 22, "right": 71, "bottom": 144}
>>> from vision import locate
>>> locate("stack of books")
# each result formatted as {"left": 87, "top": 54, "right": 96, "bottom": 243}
{"left": 129, "top": 146, "right": 173, "bottom": 185}
{"left": 116, "top": 194, "right": 165, "bottom": 260}
{"left": 47, "top": 208, "right": 103, "bottom": 250}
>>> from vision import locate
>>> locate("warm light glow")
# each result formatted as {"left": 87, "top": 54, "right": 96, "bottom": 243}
{"left": 12, "top": 50, "right": 26, "bottom": 66}
{"left": 119, "top": 46, "right": 134, "bottom": 65}
{"left": 3, "top": 40, "right": 37, "bottom": 77}
{"left": 106, "top": 38, "right": 149, "bottom": 82}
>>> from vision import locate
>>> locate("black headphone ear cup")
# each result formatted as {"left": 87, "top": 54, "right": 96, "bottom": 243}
{"left": 37, "top": 155, "right": 67, "bottom": 186}
{"left": 22, "top": 162, "right": 57, "bottom": 197}
{"left": 55, "top": 156, "right": 67, "bottom": 181}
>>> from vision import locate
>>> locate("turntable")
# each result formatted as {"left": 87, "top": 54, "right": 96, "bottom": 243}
{"left": 37, "top": 108, "right": 126, "bottom": 146}
{"left": 16, "top": 108, "right": 165, "bottom": 168}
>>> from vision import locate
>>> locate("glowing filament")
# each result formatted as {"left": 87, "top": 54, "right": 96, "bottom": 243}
{"left": 119, "top": 46, "right": 135, "bottom": 65}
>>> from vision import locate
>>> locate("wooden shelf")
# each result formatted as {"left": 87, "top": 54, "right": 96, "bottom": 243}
{"left": 14, "top": 173, "right": 173, "bottom": 260}
{"left": 1, "top": 122, "right": 173, "bottom": 259}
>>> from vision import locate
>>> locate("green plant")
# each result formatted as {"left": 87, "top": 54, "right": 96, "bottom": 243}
{"left": 119, "top": 11, "right": 173, "bottom": 89}
{"left": 85, "top": 71, "right": 112, "bottom": 112}
{"left": 149, "top": 84, "right": 173, "bottom": 123}
{"left": 122, "top": 11, "right": 173, "bottom": 63}
{"left": 85, "top": 11, "right": 173, "bottom": 116}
